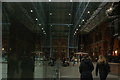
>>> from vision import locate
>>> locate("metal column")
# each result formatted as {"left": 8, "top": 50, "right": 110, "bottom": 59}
{"left": 50, "top": 26, "right": 52, "bottom": 57}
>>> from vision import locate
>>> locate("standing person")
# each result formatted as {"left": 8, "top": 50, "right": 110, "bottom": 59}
{"left": 96, "top": 55, "right": 110, "bottom": 80}
{"left": 7, "top": 53, "right": 19, "bottom": 79}
{"left": 72, "top": 56, "right": 75, "bottom": 66}
{"left": 79, "top": 55, "right": 94, "bottom": 80}
{"left": 20, "top": 55, "right": 34, "bottom": 80}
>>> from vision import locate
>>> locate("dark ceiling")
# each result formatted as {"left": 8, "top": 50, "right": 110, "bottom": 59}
{"left": 2, "top": 2, "right": 103, "bottom": 44}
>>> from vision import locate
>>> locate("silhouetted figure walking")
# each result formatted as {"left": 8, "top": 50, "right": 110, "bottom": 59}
{"left": 7, "top": 53, "right": 19, "bottom": 79}
{"left": 79, "top": 55, "right": 94, "bottom": 80}
{"left": 96, "top": 55, "right": 110, "bottom": 80}
{"left": 20, "top": 56, "right": 34, "bottom": 80}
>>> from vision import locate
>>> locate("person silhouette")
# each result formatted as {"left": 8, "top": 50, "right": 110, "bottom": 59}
{"left": 79, "top": 55, "right": 94, "bottom": 80}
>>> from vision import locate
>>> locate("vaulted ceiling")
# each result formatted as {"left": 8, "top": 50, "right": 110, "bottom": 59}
{"left": 2, "top": 2, "right": 104, "bottom": 46}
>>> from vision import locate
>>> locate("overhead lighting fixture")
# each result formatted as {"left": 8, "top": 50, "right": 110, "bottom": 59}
{"left": 79, "top": 25, "right": 81, "bottom": 27}
{"left": 87, "top": 11, "right": 90, "bottom": 14}
{"left": 43, "top": 31, "right": 45, "bottom": 33}
{"left": 50, "top": 13, "right": 52, "bottom": 15}
{"left": 69, "top": 13, "right": 71, "bottom": 16}
{"left": 49, "top": 0, "right": 51, "bottom": 2}
{"left": 82, "top": 19, "right": 85, "bottom": 22}
{"left": 42, "top": 28, "right": 44, "bottom": 30}
{"left": 36, "top": 18, "right": 38, "bottom": 21}
{"left": 30, "top": 9, "right": 33, "bottom": 13}
{"left": 51, "top": 25, "right": 52, "bottom": 26}
{"left": 39, "top": 24, "right": 41, "bottom": 26}
{"left": 76, "top": 29, "right": 78, "bottom": 31}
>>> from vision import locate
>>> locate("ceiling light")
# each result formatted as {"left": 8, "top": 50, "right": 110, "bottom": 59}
{"left": 42, "top": 28, "right": 44, "bottom": 30}
{"left": 51, "top": 25, "right": 52, "bottom": 26}
{"left": 36, "top": 18, "right": 38, "bottom": 21}
{"left": 39, "top": 24, "right": 41, "bottom": 26}
{"left": 76, "top": 29, "right": 78, "bottom": 31}
{"left": 79, "top": 25, "right": 81, "bottom": 27}
{"left": 43, "top": 31, "right": 45, "bottom": 33}
{"left": 50, "top": 13, "right": 52, "bottom": 15}
{"left": 30, "top": 9, "right": 33, "bottom": 12}
{"left": 49, "top": 0, "right": 51, "bottom": 2}
{"left": 82, "top": 19, "right": 85, "bottom": 22}
{"left": 75, "top": 31, "right": 76, "bottom": 33}
{"left": 69, "top": 13, "right": 71, "bottom": 16}
{"left": 87, "top": 11, "right": 90, "bottom": 14}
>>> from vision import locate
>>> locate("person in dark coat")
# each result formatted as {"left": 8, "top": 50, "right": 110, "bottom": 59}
{"left": 7, "top": 53, "right": 19, "bottom": 79}
{"left": 96, "top": 55, "right": 110, "bottom": 80}
{"left": 20, "top": 56, "right": 34, "bottom": 80}
{"left": 79, "top": 55, "right": 94, "bottom": 80}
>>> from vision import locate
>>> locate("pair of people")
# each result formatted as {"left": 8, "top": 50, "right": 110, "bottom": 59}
{"left": 79, "top": 55, "right": 110, "bottom": 80}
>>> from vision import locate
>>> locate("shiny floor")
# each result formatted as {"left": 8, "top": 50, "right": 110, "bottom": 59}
{"left": 0, "top": 58, "right": 120, "bottom": 80}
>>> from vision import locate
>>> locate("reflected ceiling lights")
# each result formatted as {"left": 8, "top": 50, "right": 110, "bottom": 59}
{"left": 87, "top": 11, "right": 90, "bottom": 14}
{"left": 82, "top": 19, "right": 85, "bottom": 22}
{"left": 50, "top": 13, "right": 52, "bottom": 15}
{"left": 79, "top": 25, "right": 81, "bottom": 27}
{"left": 30, "top": 9, "right": 33, "bottom": 12}
{"left": 36, "top": 18, "right": 38, "bottom": 21}
{"left": 39, "top": 24, "right": 41, "bottom": 26}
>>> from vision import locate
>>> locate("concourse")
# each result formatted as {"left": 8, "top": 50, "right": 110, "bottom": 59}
{"left": 0, "top": 1, "right": 120, "bottom": 80}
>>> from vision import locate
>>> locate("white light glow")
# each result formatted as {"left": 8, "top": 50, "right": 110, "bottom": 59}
{"left": 39, "top": 24, "right": 41, "bottom": 26}
{"left": 50, "top": 13, "right": 52, "bottom": 15}
{"left": 2, "top": 48, "right": 4, "bottom": 51}
{"left": 30, "top": 9, "right": 33, "bottom": 12}
{"left": 88, "top": 11, "right": 90, "bottom": 13}
{"left": 42, "top": 28, "right": 44, "bottom": 30}
{"left": 36, "top": 18, "right": 38, "bottom": 21}
{"left": 109, "top": 7, "right": 113, "bottom": 11}
{"left": 82, "top": 19, "right": 85, "bottom": 22}
{"left": 115, "top": 50, "right": 118, "bottom": 54}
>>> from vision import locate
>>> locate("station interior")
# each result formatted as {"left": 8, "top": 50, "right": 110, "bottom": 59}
{"left": 1, "top": 1, "right": 120, "bottom": 80}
